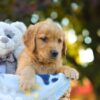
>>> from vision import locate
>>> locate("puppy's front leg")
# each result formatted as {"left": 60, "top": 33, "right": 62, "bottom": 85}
{"left": 57, "top": 66, "right": 79, "bottom": 80}
{"left": 17, "top": 66, "right": 35, "bottom": 91}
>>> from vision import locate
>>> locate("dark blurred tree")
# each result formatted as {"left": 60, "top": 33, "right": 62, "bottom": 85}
{"left": 0, "top": 0, "right": 100, "bottom": 99}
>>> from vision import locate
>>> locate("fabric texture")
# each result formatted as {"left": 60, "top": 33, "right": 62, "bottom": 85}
{"left": 0, "top": 73, "right": 70, "bottom": 100}
{"left": 0, "top": 53, "right": 16, "bottom": 74}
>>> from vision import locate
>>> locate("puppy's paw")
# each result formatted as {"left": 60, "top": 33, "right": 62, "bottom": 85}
{"left": 63, "top": 68, "right": 79, "bottom": 80}
{"left": 19, "top": 78, "right": 35, "bottom": 91}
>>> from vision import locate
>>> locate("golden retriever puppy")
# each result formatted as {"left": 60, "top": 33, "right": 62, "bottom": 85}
{"left": 16, "top": 19, "right": 79, "bottom": 91}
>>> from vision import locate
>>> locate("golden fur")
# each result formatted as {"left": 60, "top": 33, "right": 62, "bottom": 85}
{"left": 16, "top": 19, "right": 79, "bottom": 91}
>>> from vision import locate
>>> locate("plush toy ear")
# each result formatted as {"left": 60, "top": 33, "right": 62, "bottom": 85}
{"left": 11, "top": 21, "right": 27, "bottom": 33}
{"left": 23, "top": 25, "right": 36, "bottom": 52}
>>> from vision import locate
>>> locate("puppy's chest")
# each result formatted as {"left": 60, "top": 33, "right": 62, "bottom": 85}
{"left": 35, "top": 66, "right": 57, "bottom": 74}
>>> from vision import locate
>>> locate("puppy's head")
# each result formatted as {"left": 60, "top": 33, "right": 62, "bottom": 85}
{"left": 24, "top": 19, "right": 66, "bottom": 63}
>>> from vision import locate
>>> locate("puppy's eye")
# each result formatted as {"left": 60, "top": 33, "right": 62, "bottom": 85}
{"left": 58, "top": 39, "right": 62, "bottom": 43}
{"left": 40, "top": 37, "right": 48, "bottom": 42}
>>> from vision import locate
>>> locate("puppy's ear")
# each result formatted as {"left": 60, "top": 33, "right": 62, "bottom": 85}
{"left": 23, "top": 25, "right": 36, "bottom": 52}
{"left": 62, "top": 39, "right": 66, "bottom": 57}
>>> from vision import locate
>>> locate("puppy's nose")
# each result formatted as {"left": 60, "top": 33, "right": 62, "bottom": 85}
{"left": 1, "top": 37, "right": 9, "bottom": 43}
{"left": 51, "top": 50, "right": 58, "bottom": 58}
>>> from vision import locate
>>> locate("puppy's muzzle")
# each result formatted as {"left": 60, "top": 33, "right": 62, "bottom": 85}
{"left": 50, "top": 50, "right": 58, "bottom": 59}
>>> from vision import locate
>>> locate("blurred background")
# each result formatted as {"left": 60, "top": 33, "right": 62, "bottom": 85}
{"left": 0, "top": 0, "right": 100, "bottom": 100}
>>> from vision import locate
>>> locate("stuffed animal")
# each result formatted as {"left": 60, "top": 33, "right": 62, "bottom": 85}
{"left": 10, "top": 21, "right": 27, "bottom": 59}
{"left": 0, "top": 21, "right": 26, "bottom": 74}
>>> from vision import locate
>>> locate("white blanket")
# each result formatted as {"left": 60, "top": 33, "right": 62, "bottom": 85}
{"left": 0, "top": 73, "right": 70, "bottom": 100}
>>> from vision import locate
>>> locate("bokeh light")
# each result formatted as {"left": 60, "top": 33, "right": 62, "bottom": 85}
{"left": 78, "top": 35, "right": 83, "bottom": 42}
{"left": 53, "top": 0, "right": 59, "bottom": 3}
{"left": 97, "top": 29, "right": 100, "bottom": 37}
{"left": 79, "top": 48, "right": 94, "bottom": 64}
{"left": 96, "top": 45, "right": 100, "bottom": 53}
{"left": 31, "top": 14, "right": 39, "bottom": 24}
{"left": 61, "top": 18, "right": 69, "bottom": 27}
{"left": 50, "top": 11, "right": 58, "bottom": 19}
{"left": 84, "top": 36, "right": 92, "bottom": 44}
{"left": 67, "top": 29, "right": 77, "bottom": 44}
{"left": 82, "top": 29, "right": 89, "bottom": 37}
{"left": 71, "top": 2, "right": 79, "bottom": 11}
